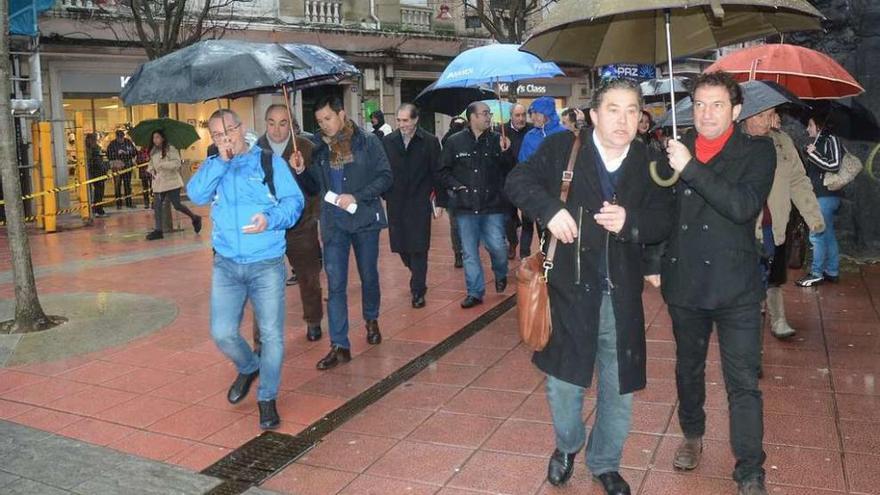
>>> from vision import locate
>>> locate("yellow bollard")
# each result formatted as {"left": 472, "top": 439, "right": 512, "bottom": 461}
{"left": 75, "top": 112, "right": 90, "bottom": 221}
{"left": 39, "top": 121, "right": 56, "bottom": 233}
{"left": 31, "top": 122, "right": 44, "bottom": 228}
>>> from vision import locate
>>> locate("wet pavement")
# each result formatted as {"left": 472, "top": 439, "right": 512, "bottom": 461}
{"left": 1, "top": 205, "right": 879, "bottom": 494}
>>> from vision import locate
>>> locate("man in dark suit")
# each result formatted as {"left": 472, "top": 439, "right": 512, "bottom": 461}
{"left": 256, "top": 104, "right": 323, "bottom": 343}
{"left": 663, "top": 72, "right": 776, "bottom": 495}
{"left": 381, "top": 104, "right": 442, "bottom": 308}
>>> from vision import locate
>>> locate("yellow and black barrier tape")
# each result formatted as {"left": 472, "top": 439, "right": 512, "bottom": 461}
{"left": 0, "top": 190, "right": 152, "bottom": 226}
{"left": 0, "top": 163, "right": 149, "bottom": 206}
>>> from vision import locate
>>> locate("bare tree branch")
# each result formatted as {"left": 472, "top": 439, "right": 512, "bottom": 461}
{"left": 463, "top": 0, "right": 558, "bottom": 43}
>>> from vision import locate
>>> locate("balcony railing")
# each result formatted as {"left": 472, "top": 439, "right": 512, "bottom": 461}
{"left": 305, "top": 1, "right": 343, "bottom": 24}
{"left": 57, "top": 0, "right": 106, "bottom": 10}
{"left": 401, "top": 6, "right": 432, "bottom": 32}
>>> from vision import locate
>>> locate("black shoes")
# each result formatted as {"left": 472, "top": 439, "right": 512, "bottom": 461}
{"left": 258, "top": 400, "right": 280, "bottom": 430}
{"left": 286, "top": 272, "right": 299, "bottom": 286}
{"left": 796, "top": 273, "right": 824, "bottom": 287}
{"left": 454, "top": 253, "right": 463, "bottom": 268}
{"left": 412, "top": 294, "right": 426, "bottom": 309}
{"left": 306, "top": 325, "right": 322, "bottom": 342}
{"left": 316, "top": 345, "right": 351, "bottom": 370}
{"left": 192, "top": 216, "right": 203, "bottom": 234}
{"left": 227, "top": 370, "right": 259, "bottom": 404}
{"left": 460, "top": 296, "right": 483, "bottom": 309}
{"left": 366, "top": 320, "right": 382, "bottom": 344}
{"left": 495, "top": 277, "right": 508, "bottom": 293}
{"left": 547, "top": 449, "right": 577, "bottom": 486}
{"left": 824, "top": 272, "right": 840, "bottom": 283}
{"left": 593, "top": 471, "right": 631, "bottom": 495}
{"left": 145, "top": 230, "right": 163, "bottom": 241}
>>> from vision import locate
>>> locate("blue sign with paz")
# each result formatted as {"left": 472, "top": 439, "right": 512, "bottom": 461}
{"left": 599, "top": 64, "right": 657, "bottom": 82}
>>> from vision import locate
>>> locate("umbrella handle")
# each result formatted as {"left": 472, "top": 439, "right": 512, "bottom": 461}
{"left": 496, "top": 81, "right": 506, "bottom": 140}
{"left": 652, "top": 8, "right": 681, "bottom": 188}
{"left": 649, "top": 161, "right": 680, "bottom": 188}
{"left": 282, "top": 85, "right": 299, "bottom": 155}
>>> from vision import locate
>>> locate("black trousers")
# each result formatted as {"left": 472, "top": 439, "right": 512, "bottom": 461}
{"left": 114, "top": 171, "right": 133, "bottom": 207}
{"left": 669, "top": 302, "right": 766, "bottom": 483}
{"left": 91, "top": 178, "right": 106, "bottom": 213}
{"left": 520, "top": 213, "right": 539, "bottom": 258}
{"left": 399, "top": 251, "right": 428, "bottom": 298}
{"left": 141, "top": 175, "right": 153, "bottom": 207}
{"left": 153, "top": 188, "right": 197, "bottom": 232}
{"left": 505, "top": 208, "right": 520, "bottom": 247}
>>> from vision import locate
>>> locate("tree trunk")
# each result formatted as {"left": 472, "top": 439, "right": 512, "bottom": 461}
{"left": 0, "top": 2, "right": 64, "bottom": 333}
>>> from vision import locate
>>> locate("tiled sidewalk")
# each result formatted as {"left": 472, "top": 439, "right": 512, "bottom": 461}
{"left": 261, "top": 269, "right": 880, "bottom": 495}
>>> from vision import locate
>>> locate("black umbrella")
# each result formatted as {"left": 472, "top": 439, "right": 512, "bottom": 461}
{"left": 657, "top": 80, "right": 808, "bottom": 128}
{"left": 121, "top": 40, "right": 308, "bottom": 105}
{"left": 413, "top": 82, "right": 499, "bottom": 116}
{"left": 814, "top": 99, "right": 880, "bottom": 142}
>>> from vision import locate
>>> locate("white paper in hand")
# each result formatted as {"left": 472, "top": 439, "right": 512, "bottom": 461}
{"left": 324, "top": 191, "right": 357, "bottom": 214}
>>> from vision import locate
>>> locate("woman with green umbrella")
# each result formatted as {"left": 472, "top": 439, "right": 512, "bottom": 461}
{"left": 145, "top": 129, "right": 202, "bottom": 240}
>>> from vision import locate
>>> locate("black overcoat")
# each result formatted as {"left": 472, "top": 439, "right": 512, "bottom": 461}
{"left": 381, "top": 128, "right": 442, "bottom": 253}
{"left": 660, "top": 127, "right": 776, "bottom": 310}
{"left": 505, "top": 128, "right": 674, "bottom": 392}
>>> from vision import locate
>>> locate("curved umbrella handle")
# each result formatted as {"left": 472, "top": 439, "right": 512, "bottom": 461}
{"left": 649, "top": 160, "right": 680, "bottom": 187}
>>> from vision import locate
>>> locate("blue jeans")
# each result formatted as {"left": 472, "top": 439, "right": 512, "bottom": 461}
{"left": 324, "top": 229, "right": 381, "bottom": 349}
{"left": 545, "top": 295, "right": 633, "bottom": 476}
{"left": 456, "top": 212, "right": 508, "bottom": 299}
{"left": 211, "top": 255, "right": 286, "bottom": 401}
{"left": 809, "top": 196, "right": 840, "bottom": 278}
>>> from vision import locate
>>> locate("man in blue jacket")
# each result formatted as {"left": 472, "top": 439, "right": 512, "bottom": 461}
{"left": 292, "top": 95, "right": 393, "bottom": 370}
{"left": 516, "top": 96, "right": 566, "bottom": 258}
{"left": 187, "top": 109, "right": 304, "bottom": 430}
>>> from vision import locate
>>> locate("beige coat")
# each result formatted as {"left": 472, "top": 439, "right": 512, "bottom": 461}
{"left": 147, "top": 146, "right": 184, "bottom": 193}
{"left": 756, "top": 129, "right": 824, "bottom": 245}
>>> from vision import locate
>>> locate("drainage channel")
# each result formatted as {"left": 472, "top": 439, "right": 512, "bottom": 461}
{"left": 202, "top": 295, "right": 516, "bottom": 495}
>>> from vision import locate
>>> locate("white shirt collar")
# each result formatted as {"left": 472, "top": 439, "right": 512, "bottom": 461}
{"left": 591, "top": 130, "right": 629, "bottom": 173}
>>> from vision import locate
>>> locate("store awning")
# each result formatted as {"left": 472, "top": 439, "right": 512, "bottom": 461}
{"left": 9, "top": 0, "right": 56, "bottom": 36}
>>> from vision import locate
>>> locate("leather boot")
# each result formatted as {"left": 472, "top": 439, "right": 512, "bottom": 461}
{"left": 673, "top": 436, "right": 703, "bottom": 470}
{"left": 366, "top": 320, "right": 382, "bottom": 345}
{"left": 767, "top": 287, "right": 795, "bottom": 339}
{"left": 547, "top": 449, "right": 577, "bottom": 486}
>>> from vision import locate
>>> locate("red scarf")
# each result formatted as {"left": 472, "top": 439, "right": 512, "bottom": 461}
{"left": 695, "top": 124, "right": 734, "bottom": 164}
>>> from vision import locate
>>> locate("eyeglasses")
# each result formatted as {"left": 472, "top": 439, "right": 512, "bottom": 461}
{"left": 210, "top": 123, "right": 242, "bottom": 141}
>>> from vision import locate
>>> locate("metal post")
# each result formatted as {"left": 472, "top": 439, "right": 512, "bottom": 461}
{"left": 74, "top": 112, "right": 90, "bottom": 221}
{"left": 39, "top": 121, "right": 56, "bottom": 232}
{"left": 31, "top": 122, "right": 44, "bottom": 228}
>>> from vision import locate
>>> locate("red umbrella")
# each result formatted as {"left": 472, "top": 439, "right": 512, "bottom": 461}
{"left": 704, "top": 43, "right": 863, "bottom": 99}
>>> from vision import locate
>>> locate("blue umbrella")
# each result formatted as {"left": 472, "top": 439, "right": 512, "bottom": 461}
{"left": 434, "top": 44, "right": 564, "bottom": 89}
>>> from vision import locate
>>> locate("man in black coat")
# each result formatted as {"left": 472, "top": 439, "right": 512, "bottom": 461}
{"left": 506, "top": 79, "right": 674, "bottom": 494}
{"left": 381, "top": 104, "right": 442, "bottom": 308}
{"left": 438, "top": 101, "right": 512, "bottom": 309}
{"left": 502, "top": 103, "right": 532, "bottom": 259}
{"left": 663, "top": 72, "right": 776, "bottom": 495}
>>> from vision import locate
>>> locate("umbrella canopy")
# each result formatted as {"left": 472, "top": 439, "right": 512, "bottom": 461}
{"left": 657, "top": 80, "right": 808, "bottom": 128}
{"left": 520, "top": 0, "right": 823, "bottom": 66}
{"left": 413, "top": 82, "right": 499, "bottom": 116}
{"left": 121, "top": 40, "right": 308, "bottom": 105}
{"left": 129, "top": 118, "right": 201, "bottom": 150}
{"left": 460, "top": 100, "right": 516, "bottom": 125}
{"left": 640, "top": 77, "right": 689, "bottom": 96}
{"left": 434, "top": 43, "right": 564, "bottom": 89}
{"left": 703, "top": 43, "right": 864, "bottom": 99}
{"left": 811, "top": 99, "right": 880, "bottom": 142}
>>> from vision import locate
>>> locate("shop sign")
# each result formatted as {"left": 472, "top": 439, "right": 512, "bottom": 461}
{"left": 496, "top": 82, "right": 570, "bottom": 97}
{"left": 598, "top": 64, "right": 657, "bottom": 81}
{"left": 60, "top": 71, "right": 135, "bottom": 94}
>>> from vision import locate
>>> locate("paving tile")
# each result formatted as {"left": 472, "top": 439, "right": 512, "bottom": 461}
{"left": 380, "top": 382, "right": 461, "bottom": 411}
{"left": 836, "top": 393, "right": 880, "bottom": 422}
{"left": 147, "top": 404, "right": 244, "bottom": 441}
{"left": 438, "top": 345, "right": 504, "bottom": 367}
{"left": 764, "top": 445, "right": 845, "bottom": 491}
{"left": 93, "top": 394, "right": 189, "bottom": 428}
{"left": 166, "top": 442, "right": 231, "bottom": 471}
{"left": 100, "top": 367, "right": 185, "bottom": 394}
{"left": 148, "top": 365, "right": 233, "bottom": 404}
{"left": 326, "top": 356, "right": 410, "bottom": 380}
{"left": 70, "top": 457, "right": 221, "bottom": 494}
{"left": 833, "top": 370, "right": 880, "bottom": 396}
{"left": 57, "top": 418, "right": 137, "bottom": 446}
{"left": 409, "top": 362, "right": 485, "bottom": 387}
{"left": 295, "top": 373, "right": 378, "bottom": 399}
{"left": 535, "top": 467, "right": 646, "bottom": 495}
{"left": 761, "top": 389, "right": 835, "bottom": 417}
{"left": 845, "top": 452, "right": 880, "bottom": 495}
{"left": 1, "top": 478, "right": 70, "bottom": 495}
{"left": 338, "top": 474, "right": 438, "bottom": 495}
{"left": 840, "top": 419, "right": 880, "bottom": 454}
{"left": 408, "top": 411, "right": 502, "bottom": 449}
{"left": 366, "top": 440, "right": 473, "bottom": 486}
{"left": 0, "top": 370, "right": 46, "bottom": 394}
{"left": 638, "top": 471, "right": 736, "bottom": 494}
{"left": 337, "top": 405, "right": 433, "bottom": 439}
{"left": 46, "top": 386, "right": 139, "bottom": 417}
{"left": 0, "top": 378, "right": 90, "bottom": 406}
{"left": 760, "top": 365, "right": 832, "bottom": 391}
{"left": 264, "top": 463, "right": 357, "bottom": 494}
{"left": 621, "top": 433, "right": 663, "bottom": 470}
{"left": 202, "top": 415, "right": 267, "bottom": 449}
{"left": 0, "top": 399, "right": 34, "bottom": 420}
{"left": 470, "top": 363, "right": 545, "bottom": 393}
{"left": 482, "top": 418, "right": 554, "bottom": 457}
{"left": 441, "top": 388, "right": 528, "bottom": 418}
{"left": 763, "top": 413, "right": 839, "bottom": 450}
{"left": 447, "top": 450, "right": 546, "bottom": 495}
{"left": 274, "top": 392, "right": 346, "bottom": 425}
{"left": 298, "top": 431, "right": 398, "bottom": 473}
{"left": 9, "top": 408, "right": 83, "bottom": 432}
{"left": 106, "top": 430, "right": 194, "bottom": 462}
{"left": 652, "top": 436, "right": 735, "bottom": 479}
{"left": 630, "top": 402, "right": 674, "bottom": 435}
{"left": 57, "top": 360, "right": 140, "bottom": 385}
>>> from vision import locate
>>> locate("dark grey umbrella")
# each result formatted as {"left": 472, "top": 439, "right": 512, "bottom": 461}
{"left": 121, "top": 40, "right": 308, "bottom": 105}
{"left": 657, "top": 80, "right": 807, "bottom": 128}
{"left": 413, "top": 82, "right": 498, "bottom": 116}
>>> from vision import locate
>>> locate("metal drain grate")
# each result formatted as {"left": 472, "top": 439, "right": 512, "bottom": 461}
{"left": 202, "top": 295, "right": 516, "bottom": 494}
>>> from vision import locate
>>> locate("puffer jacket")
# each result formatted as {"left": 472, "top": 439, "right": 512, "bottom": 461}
{"left": 187, "top": 145, "right": 304, "bottom": 263}
{"left": 518, "top": 96, "right": 566, "bottom": 163}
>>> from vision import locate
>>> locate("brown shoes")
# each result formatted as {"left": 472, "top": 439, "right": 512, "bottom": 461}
{"left": 366, "top": 320, "right": 382, "bottom": 345}
{"left": 673, "top": 436, "right": 703, "bottom": 471}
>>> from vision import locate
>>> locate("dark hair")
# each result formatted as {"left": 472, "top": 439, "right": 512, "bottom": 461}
{"left": 809, "top": 109, "right": 832, "bottom": 131}
{"left": 150, "top": 129, "right": 169, "bottom": 158}
{"left": 640, "top": 110, "right": 654, "bottom": 131}
{"left": 397, "top": 103, "right": 419, "bottom": 120}
{"left": 465, "top": 101, "right": 488, "bottom": 122}
{"left": 591, "top": 78, "right": 643, "bottom": 109}
{"left": 264, "top": 103, "right": 289, "bottom": 121}
{"left": 85, "top": 133, "right": 98, "bottom": 149}
{"left": 115, "top": 129, "right": 125, "bottom": 138}
{"left": 449, "top": 116, "right": 467, "bottom": 132}
{"left": 314, "top": 95, "right": 344, "bottom": 115}
{"left": 561, "top": 108, "right": 578, "bottom": 123}
{"left": 693, "top": 71, "right": 743, "bottom": 106}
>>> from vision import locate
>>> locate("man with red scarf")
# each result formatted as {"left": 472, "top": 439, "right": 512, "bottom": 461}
{"left": 662, "top": 72, "right": 776, "bottom": 495}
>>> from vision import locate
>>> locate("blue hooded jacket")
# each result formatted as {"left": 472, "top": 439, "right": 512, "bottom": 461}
{"left": 518, "top": 96, "right": 566, "bottom": 163}
{"left": 187, "top": 146, "right": 304, "bottom": 264}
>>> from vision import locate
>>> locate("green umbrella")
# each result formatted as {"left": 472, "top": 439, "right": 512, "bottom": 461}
{"left": 521, "top": 0, "right": 823, "bottom": 185}
{"left": 130, "top": 118, "right": 200, "bottom": 150}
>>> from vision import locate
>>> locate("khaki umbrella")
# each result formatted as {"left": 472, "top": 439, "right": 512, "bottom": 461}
{"left": 521, "top": 0, "right": 823, "bottom": 185}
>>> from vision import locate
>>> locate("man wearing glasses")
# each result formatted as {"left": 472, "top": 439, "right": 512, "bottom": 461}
{"left": 187, "top": 109, "right": 305, "bottom": 430}
{"left": 438, "top": 101, "right": 512, "bottom": 308}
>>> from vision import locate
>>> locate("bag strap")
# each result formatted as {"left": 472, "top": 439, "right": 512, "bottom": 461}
{"left": 260, "top": 149, "right": 276, "bottom": 197}
{"left": 543, "top": 133, "right": 581, "bottom": 278}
